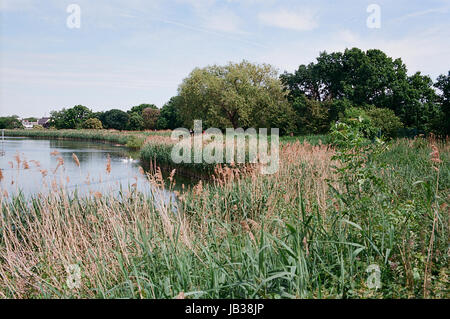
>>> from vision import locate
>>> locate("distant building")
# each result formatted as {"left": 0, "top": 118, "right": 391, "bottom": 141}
{"left": 22, "top": 120, "right": 39, "bottom": 129}
{"left": 21, "top": 117, "right": 50, "bottom": 129}
{"left": 38, "top": 117, "right": 51, "bottom": 128}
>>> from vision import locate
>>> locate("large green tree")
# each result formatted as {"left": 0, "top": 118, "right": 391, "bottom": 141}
{"left": 142, "top": 108, "right": 160, "bottom": 130}
{"left": 50, "top": 105, "right": 92, "bottom": 129}
{"left": 178, "top": 60, "right": 295, "bottom": 133}
{"left": 156, "top": 96, "right": 184, "bottom": 130}
{"left": 281, "top": 48, "right": 441, "bottom": 133}
{"left": 128, "top": 104, "right": 157, "bottom": 115}
{"left": 102, "top": 109, "right": 129, "bottom": 130}
{"left": 0, "top": 116, "right": 23, "bottom": 129}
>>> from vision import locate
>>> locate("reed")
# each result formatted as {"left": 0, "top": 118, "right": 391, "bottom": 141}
{"left": 0, "top": 137, "right": 448, "bottom": 299}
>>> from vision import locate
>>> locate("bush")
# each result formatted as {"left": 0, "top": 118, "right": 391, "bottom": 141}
{"left": 367, "top": 107, "right": 403, "bottom": 139}
{"left": 339, "top": 107, "right": 378, "bottom": 139}
{"left": 82, "top": 118, "right": 103, "bottom": 130}
{"left": 127, "top": 113, "right": 144, "bottom": 131}
{"left": 126, "top": 135, "right": 145, "bottom": 149}
{"left": 32, "top": 125, "right": 44, "bottom": 130}
{"left": 292, "top": 96, "right": 331, "bottom": 134}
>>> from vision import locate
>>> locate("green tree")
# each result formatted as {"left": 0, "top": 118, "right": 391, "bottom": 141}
{"left": 127, "top": 113, "right": 144, "bottom": 131}
{"left": 142, "top": 108, "right": 160, "bottom": 130}
{"left": 157, "top": 96, "right": 184, "bottom": 130}
{"left": 366, "top": 107, "right": 403, "bottom": 139}
{"left": 82, "top": 118, "right": 103, "bottom": 130}
{"left": 102, "top": 109, "right": 129, "bottom": 130}
{"left": 50, "top": 105, "right": 92, "bottom": 129}
{"left": 292, "top": 95, "right": 331, "bottom": 134}
{"left": 179, "top": 60, "right": 295, "bottom": 134}
{"left": 281, "top": 48, "right": 440, "bottom": 132}
{"left": 435, "top": 71, "right": 450, "bottom": 136}
{"left": 128, "top": 104, "right": 157, "bottom": 115}
{"left": 0, "top": 116, "right": 23, "bottom": 129}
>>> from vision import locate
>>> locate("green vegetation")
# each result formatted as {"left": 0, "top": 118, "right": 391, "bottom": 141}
{"left": 1, "top": 133, "right": 448, "bottom": 298}
{"left": 1, "top": 47, "right": 449, "bottom": 299}
{"left": 9, "top": 48, "right": 447, "bottom": 138}
{"left": 82, "top": 118, "right": 103, "bottom": 130}
{"left": 178, "top": 60, "right": 295, "bottom": 134}
{"left": 0, "top": 116, "right": 23, "bottom": 129}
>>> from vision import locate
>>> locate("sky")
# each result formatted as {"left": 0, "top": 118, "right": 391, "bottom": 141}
{"left": 0, "top": 0, "right": 449, "bottom": 118}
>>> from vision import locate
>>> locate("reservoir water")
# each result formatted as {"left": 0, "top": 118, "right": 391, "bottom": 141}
{"left": 0, "top": 137, "right": 174, "bottom": 201}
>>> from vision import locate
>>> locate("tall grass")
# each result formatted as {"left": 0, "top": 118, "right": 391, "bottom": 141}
{"left": 0, "top": 137, "right": 448, "bottom": 298}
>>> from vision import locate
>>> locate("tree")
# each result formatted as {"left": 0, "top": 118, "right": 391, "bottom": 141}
{"left": 178, "top": 60, "right": 295, "bottom": 134}
{"left": 102, "top": 109, "right": 129, "bottom": 130}
{"left": 127, "top": 113, "right": 144, "bottom": 131}
{"left": 0, "top": 116, "right": 23, "bottom": 129}
{"left": 366, "top": 107, "right": 403, "bottom": 139}
{"left": 50, "top": 105, "right": 92, "bottom": 129}
{"left": 435, "top": 71, "right": 450, "bottom": 136}
{"left": 82, "top": 118, "right": 103, "bottom": 130}
{"left": 128, "top": 104, "right": 157, "bottom": 115}
{"left": 291, "top": 95, "right": 331, "bottom": 134}
{"left": 281, "top": 48, "right": 440, "bottom": 132}
{"left": 142, "top": 108, "right": 160, "bottom": 130}
{"left": 157, "top": 96, "right": 184, "bottom": 130}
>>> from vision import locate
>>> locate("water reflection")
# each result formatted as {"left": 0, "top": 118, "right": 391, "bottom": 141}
{"left": 0, "top": 137, "right": 176, "bottom": 205}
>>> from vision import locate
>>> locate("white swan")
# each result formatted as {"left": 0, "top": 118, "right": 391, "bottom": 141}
{"left": 121, "top": 157, "right": 137, "bottom": 164}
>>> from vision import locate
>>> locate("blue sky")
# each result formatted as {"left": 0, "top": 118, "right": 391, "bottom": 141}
{"left": 1, "top": 0, "right": 449, "bottom": 117}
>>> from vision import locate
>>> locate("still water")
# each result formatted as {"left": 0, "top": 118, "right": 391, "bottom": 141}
{"left": 0, "top": 137, "right": 174, "bottom": 201}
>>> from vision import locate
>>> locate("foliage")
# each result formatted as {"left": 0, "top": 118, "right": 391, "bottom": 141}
{"left": 338, "top": 107, "right": 378, "bottom": 140}
{"left": 50, "top": 105, "right": 92, "bottom": 129}
{"left": 102, "top": 109, "right": 130, "bottom": 130}
{"left": 156, "top": 96, "right": 184, "bottom": 130}
{"left": 32, "top": 125, "right": 44, "bottom": 130}
{"left": 82, "top": 118, "right": 103, "bottom": 130}
{"left": 127, "top": 113, "right": 144, "bottom": 131}
{"left": 281, "top": 48, "right": 443, "bottom": 134}
{"left": 1, "top": 136, "right": 448, "bottom": 298}
{"left": 179, "top": 60, "right": 296, "bottom": 134}
{"left": 128, "top": 104, "right": 157, "bottom": 115}
{"left": 0, "top": 116, "right": 23, "bottom": 129}
{"left": 142, "top": 107, "right": 160, "bottom": 130}
{"left": 292, "top": 95, "right": 331, "bottom": 134}
{"left": 126, "top": 135, "right": 145, "bottom": 149}
{"left": 434, "top": 71, "right": 450, "bottom": 136}
{"left": 366, "top": 107, "right": 403, "bottom": 139}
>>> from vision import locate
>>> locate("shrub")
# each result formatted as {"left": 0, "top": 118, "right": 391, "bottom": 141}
{"left": 339, "top": 107, "right": 378, "bottom": 139}
{"left": 126, "top": 135, "right": 145, "bottom": 149}
{"left": 32, "top": 125, "right": 44, "bottom": 130}
{"left": 292, "top": 96, "right": 331, "bottom": 134}
{"left": 367, "top": 107, "right": 403, "bottom": 139}
{"left": 127, "top": 113, "right": 144, "bottom": 131}
{"left": 82, "top": 118, "right": 103, "bottom": 130}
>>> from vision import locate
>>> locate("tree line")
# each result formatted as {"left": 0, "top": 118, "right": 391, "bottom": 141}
{"left": 2, "top": 47, "right": 448, "bottom": 137}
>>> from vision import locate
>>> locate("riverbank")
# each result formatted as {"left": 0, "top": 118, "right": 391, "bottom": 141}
{"left": 1, "top": 137, "right": 448, "bottom": 298}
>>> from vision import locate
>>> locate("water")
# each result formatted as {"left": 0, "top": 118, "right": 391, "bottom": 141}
{"left": 0, "top": 137, "right": 175, "bottom": 202}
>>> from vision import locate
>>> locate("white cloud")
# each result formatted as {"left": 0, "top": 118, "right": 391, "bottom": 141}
{"left": 258, "top": 8, "right": 319, "bottom": 31}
